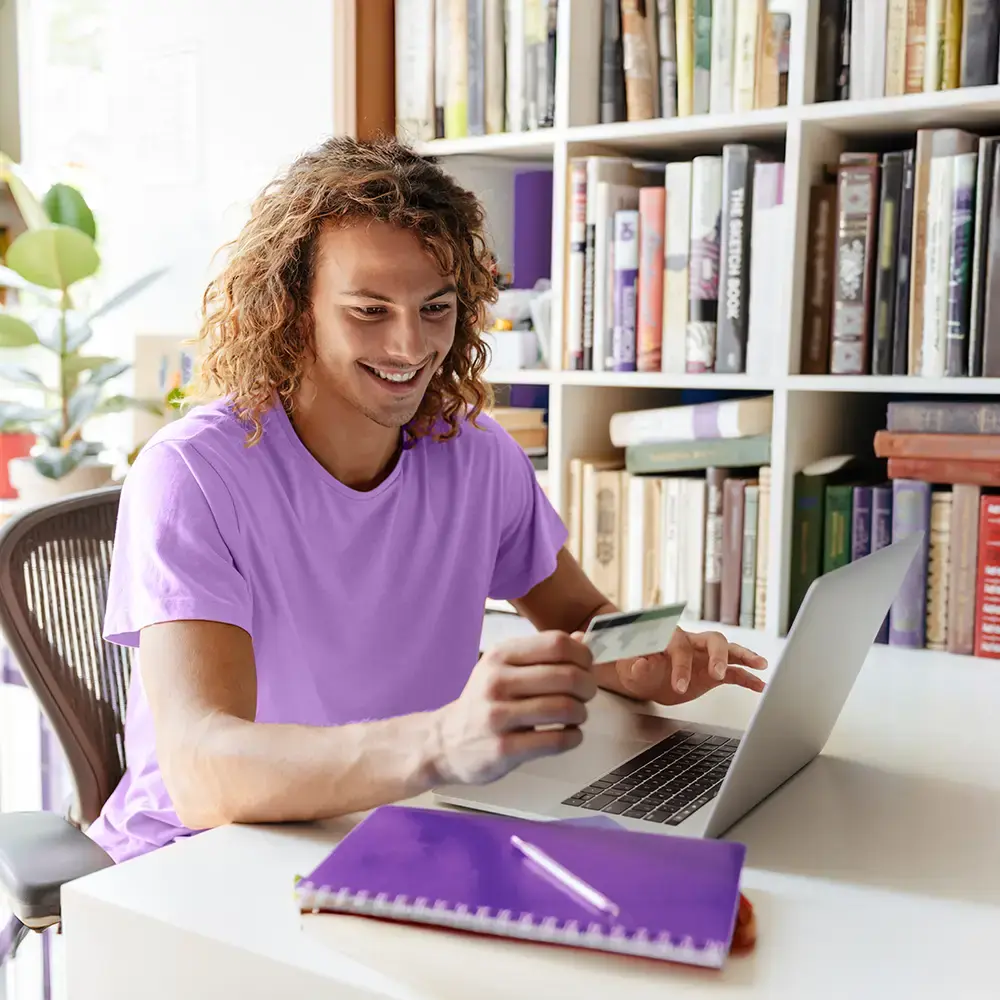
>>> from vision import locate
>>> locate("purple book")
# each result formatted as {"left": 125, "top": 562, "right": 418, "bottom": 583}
{"left": 888, "top": 479, "right": 931, "bottom": 648}
{"left": 297, "top": 805, "right": 746, "bottom": 968}
{"left": 851, "top": 485, "right": 873, "bottom": 561}
{"left": 872, "top": 484, "right": 893, "bottom": 643}
{"left": 612, "top": 209, "right": 640, "bottom": 371}
{"left": 513, "top": 170, "right": 554, "bottom": 289}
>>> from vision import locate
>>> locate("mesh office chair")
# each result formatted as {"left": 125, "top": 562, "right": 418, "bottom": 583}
{"left": 0, "top": 487, "right": 128, "bottom": 960}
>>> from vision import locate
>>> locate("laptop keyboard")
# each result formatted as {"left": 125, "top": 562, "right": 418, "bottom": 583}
{"left": 561, "top": 730, "right": 739, "bottom": 826}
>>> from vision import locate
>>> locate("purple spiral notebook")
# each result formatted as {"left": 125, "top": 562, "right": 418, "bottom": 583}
{"left": 296, "top": 805, "right": 746, "bottom": 968}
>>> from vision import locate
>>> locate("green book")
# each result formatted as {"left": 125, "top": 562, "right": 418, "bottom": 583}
{"left": 625, "top": 435, "right": 771, "bottom": 475}
{"left": 822, "top": 484, "right": 854, "bottom": 575}
{"left": 693, "top": 0, "right": 713, "bottom": 115}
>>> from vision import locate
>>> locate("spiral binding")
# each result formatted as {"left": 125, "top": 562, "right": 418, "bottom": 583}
{"left": 296, "top": 881, "right": 727, "bottom": 968}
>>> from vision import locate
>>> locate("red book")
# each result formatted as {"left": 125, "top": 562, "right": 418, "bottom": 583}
{"left": 974, "top": 496, "right": 1000, "bottom": 659}
{"left": 637, "top": 186, "right": 665, "bottom": 372}
{"left": 887, "top": 457, "right": 1000, "bottom": 488}
{"left": 875, "top": 431, "right": 1000, "bottom": 461}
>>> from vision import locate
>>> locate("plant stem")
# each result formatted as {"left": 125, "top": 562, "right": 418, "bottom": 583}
{"left": 59, "top": 304, "right": 69, "bottom": 441}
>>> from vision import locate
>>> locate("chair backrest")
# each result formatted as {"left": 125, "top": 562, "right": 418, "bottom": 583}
{"left": 0, "top": 487, "right": 130, "bottom": 827}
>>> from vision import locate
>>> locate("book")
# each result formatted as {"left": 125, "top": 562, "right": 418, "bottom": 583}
{"left": 905, "top": 0, "right": 928, "bottom": 92}
{"left": 919, "top": 147, "right": 955, "bottom": 377}
{"left": 739, "top": 483, "right": 760, "bottom": 629}
{"left": 485, "top": 0, "right": 506, "bottom": 133}
{"left": 754, "top": 11, "right": 785, "bottom": 109}
{"left": 542, "top": 0, "right": 559, "bottom": 128}
{"left": 583, "top": 465, "right": 626, "bottom": 607}
{"left": 692, "top": 0, "right": 712, "bottom": 115}
{"left": 658, "top": 477, "right": 682, "bottom": 605}
{"left": 887, "top": 457, "right": 1000, "bottom": 488}
{"left": 872, "top": 484, "right": 893, "bottom": 642}
{"left": 801, "top": 183, "right": 838, "bottom": 374}
{"left": 871, "top": 151, "right": 904, "bottom": 375}
{"left": 625, "top": 435, "right": 771, "bottom": 476}
{"left": 923, "top": 0, "right": 945, "bottom": 91}
{"left": 891, "top": 149, "right": 916, "bottom": 375}
{"left": 941, "top": 0, "right": 962, "bottom": 89}
{"left": 662, "top": 161, "right": 693, "bottom": 374}
{"left": 709, "top": 0, "right": 736, "bottom": 113}
{"left": 595, "top": 183, "right": 640, "bottom": 371}
{"left": 445, "top": 0, "right": 470, "bottom": 138}
{"left": 612, "top": 208, "right": 641, "bottom": 371}
{"left": 943, "top": 152, "right": 977, "bottom": 377}
{"left": 981, "top": 152, "right": 1000, "bottom": 377}
{"left": 888, "top": 479, "right": 931, "bottom": 648}
{"left": 925, "top": 490, "right": 952, "bottom": 651}
{"left": 974, "top": 495, "right": 1000, "bottom": 659}
{"left": 947, "top": 483, "right": 981, "bottom": 655}
{"left": 837, "top": 0, "right": 853, "bottom": 99}
{"left": 466, "top": 0, "right": 487, "bottom": 136}
{"left": 657, "top": 0, "right": 679, "bottom": 118}
{"left": 676, "top": 0, "right": 695, "bottom": 116}
{"left": 703, "top": 466, "right": 732, "bottom": 622}
{"left": 746, "top": 162, "right": 786, "bottom": 377}
{"left": 621, "top": 0, "right": 658, "bottom": 121}
{"left": 721, "top": 477, "right": 748, "bottom": 626}
{"left": 435, "top": 1, "right": 449, "bottom": 136}
{"left": 686, "top": 155, "right": 723, "bottom": 374}
{"left": 815, "top": 0, "right": 843, "bottom": 102}
{"left": 851, "top": 485, "right": 874, "bottom": 561}
{"left": 609, "top": 395, "right": 773, "bottom": 448}
{"left": 849, "top": 0, "right": 887, "bottom": 98}
{"left": 395, "top": 0, "right": 436, "bottom": 142}
{"left": 716, "top": 144, "right": 763, "bottom": 375}
{"left": 886, "top": 400, "right": 1000, "bottom": 434}
{"left": 907, "top": 130, "right": 935, "bottom": 372}
{"left": 524, "top": 0, "right": 550, "bottom": 130}
{"left": 885, "top": 0, "right": 909, "bottom": 96}
{"left": 637, "top": 186, "right": 666, "bottom": 372}
{"left": 875, "top": 431, "right": 1000, "bottom": 461}
{"left": 831, "top": 153, "right": 880, "bottom": 375}
{"left": 823, "top": 484, "right": 854, "bottom": 574}
{"left": 626, "top": 476, "right": 662, "bottom": 610}
{"left": 296, "top": 804, "right": 748, "bottom": 967}
{"left": 505, "top": 0, "right": 527, "bottom": 131}
{"left": 733, "top": 0, "right": 763, "bottom": 112}
{"left": 567, "top": 159, "right": 589, "bottom": 369}
{"left": 968, "top": 137, "right": 1000, "bottom": 377}
{"left": 960, "top": 0, "right": 1000, "bottom": 87}
{"left": 680, "top": 477, "right": 708, "bottom": 619}
{"left": 600, "top": 0, "right": 627, "bottom": 123}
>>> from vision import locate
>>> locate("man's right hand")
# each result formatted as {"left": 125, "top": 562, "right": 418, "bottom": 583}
{"left": 431, "top": 631, "right": 597, "bottom": 786}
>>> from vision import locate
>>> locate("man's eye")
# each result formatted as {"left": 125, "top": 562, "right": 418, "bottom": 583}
{"left": 423, "top": 303, "right": 451, "bottom": 315}
{"left": 355, "top": 307, "right": 387, "bottom": 317}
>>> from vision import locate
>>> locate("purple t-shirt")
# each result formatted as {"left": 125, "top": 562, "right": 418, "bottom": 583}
{"left": 88, "top": 398, "right": 566, "bottom": 862}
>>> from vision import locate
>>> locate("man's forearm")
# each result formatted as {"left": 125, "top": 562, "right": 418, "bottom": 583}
{"left": 168, "top": 710, "right": 445, "bottom": 830}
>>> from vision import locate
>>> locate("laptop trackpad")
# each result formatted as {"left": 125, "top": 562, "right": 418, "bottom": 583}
{"left": 518, "top": 730, "right": 655, "bottom": 782}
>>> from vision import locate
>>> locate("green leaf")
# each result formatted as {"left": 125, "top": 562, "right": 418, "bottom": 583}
{"left": 96, "top": 394, "right": 163, "bottom": 417}
{"left": 63, "top": 354, "right": 116, "bottom": 375}
{"left": 89, "top": 268, "right": 168, "bottom": 321}
{"left": 42, "top": 183, "right": 97, "bottom": 240}
{"left": 67, "top": 382, "right": 100, "bottom": 428}
{"left": 0, "top": 155, "right": 50, "bottom": 231}
{"left": 0, "top": 401, "right": 49, "bottom": 432}
{"left": 6, "top": 226, "right": 100, "bottom": 291}
{"left": 0, "top": 363, "right": 45, "bottom": 387}
{"left": 32, "top": 440, "right": 88, "bottom": 480}
{"left": 0, "top": 314, "right": 38, "bottom": 348}
{"left": 87, "top": 359, "right": 130, "bottom": 384}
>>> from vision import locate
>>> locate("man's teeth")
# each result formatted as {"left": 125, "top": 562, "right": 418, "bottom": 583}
{"left": 370, "top": 367, "right": 418, "bottom": 383}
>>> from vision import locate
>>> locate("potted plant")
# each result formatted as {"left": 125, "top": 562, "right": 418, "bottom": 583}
{"left": 0, "top": 407, "right": 36, "bottom": 500}
{"left": 0, "top": 156, "right": 164, "bottom": 504}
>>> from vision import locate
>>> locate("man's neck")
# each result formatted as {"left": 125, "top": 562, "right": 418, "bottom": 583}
{"left": 287, "top": 383, "right": 402, "bottom": 491}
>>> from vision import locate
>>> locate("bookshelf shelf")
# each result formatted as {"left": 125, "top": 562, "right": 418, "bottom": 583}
{"left": 786, "top": 375, "right": 1000, "bottom": 395}
{"left": 417, "top": 130, "right": 557, "bottom": 159}
{"left": 559, "top": 371, "right": 775, "bottom": 390}
{"left": 485, "top": 368, "right": 554, "bottom": 385}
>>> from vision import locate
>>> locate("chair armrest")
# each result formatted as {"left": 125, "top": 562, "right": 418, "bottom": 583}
{"left": 0, "top": 811, "right": 113, "bottom": 925}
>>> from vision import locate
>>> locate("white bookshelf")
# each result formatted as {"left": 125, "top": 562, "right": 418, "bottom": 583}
{"left": 418, "top": 0, "right": 1000, "bottom": 667}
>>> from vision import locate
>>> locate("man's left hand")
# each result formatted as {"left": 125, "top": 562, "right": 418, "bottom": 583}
{"left": 603, "top": 628, "right": 767, "bottom": 705}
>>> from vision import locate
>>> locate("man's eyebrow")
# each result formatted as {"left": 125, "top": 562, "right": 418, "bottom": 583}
{"left": 340, "top": 284, "right": 457, "bottom": 303}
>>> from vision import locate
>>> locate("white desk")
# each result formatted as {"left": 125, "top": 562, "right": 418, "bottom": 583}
{"left": 62, "top": 635, "right": 1000, "bottom": 999}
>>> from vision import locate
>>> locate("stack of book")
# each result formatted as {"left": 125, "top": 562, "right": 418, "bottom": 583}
{"left": 566, "top": 395, "right": 773, "bottom": 628}
{"left": 394, "top": 0, "right": 557, "bottom": 142}
{"left": 802, "top": 129, "right": 1000, "bottom": 378}
{"left": 489, "top": 405, "right": 548, "bottom": 464}
{"left": 789, "top": 400, "right": 1000, "bottom": 660}
{"left": 565, "top": 149, "right": 785, "bottom": 376}
{"left": 815, "top": 0, "right": 1000, "bottom": 103}
{"left": 597, "top": 0, "right": 791, "bottom": 123}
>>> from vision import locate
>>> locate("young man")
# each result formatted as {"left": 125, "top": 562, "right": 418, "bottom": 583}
{"left": 89, "top": 137, "right": 766, "bottom": 863}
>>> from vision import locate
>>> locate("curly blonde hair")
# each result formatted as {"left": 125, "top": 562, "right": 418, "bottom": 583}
{"left": 199, "top": 135, "right": 497, "bottom": 445}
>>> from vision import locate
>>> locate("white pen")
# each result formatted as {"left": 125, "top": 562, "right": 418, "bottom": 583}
{"left": 510, "top": 834, "right": 620, "bottom": 918}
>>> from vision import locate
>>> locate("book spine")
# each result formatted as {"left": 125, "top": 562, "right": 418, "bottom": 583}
{"left": 944, "top": 152, "right": 976, "bottom": 377}
{"left": 754, "top": 466, "right": 771, "bottom": 629}
{"left": 823, "top": 484, "right": 853, "bottom": 574}
{"left": 608, "top": 395, "right": 772, "bottom": 447}
{"left": 466, "top": 0, "right": 486, "bottom": 136}
{"left": 435, "top": 0, "right": 450, "bottom": 136}
{"left": 815, "top": 0, "right": 842, "bottom": 102}
{"left": 788, "top": 471, "right": 825, "bottom": 626}
{"left": 710, "top": 0, "right": 736, "bottom": 113}
{"left": 838, "top": 0, "right": 853, "bottom": 100}
{"left": 801, "top": 184, "right": 838, "bottom": 374}
{"left": 923, "top": 0, "right": 944, "bottom": 91}
{"left": 720, "top": 478, "right": 747, "bottom": 626}
{"left": 693, "top": 0, "right": 713, "bottom": 115}
{"left": 657, "top": 0, "right": 679, "bottom": 118}
{"left": 733, "top": 0, "right": 761, "bottom": 111}
{"left": 637, "top": 187, "right": 666, "bottom": 372}
{"left": 872, "top": 152, "right": 904, "bottom": 375}
{"left": 703, "top": 466, "right": 731, "bottom": 621}
{"left": 716, "top": 145, "right": 756, "bottom": 374}
{"left": 625, "top": 435, "right": 770, "bottom": 475}
{"left": 626, "top": 475, "right": 646, "bottom": 611}
{"left": 746, "top": 161, "right": 785, "bottom": 377}
{"left": 445, "top": 0, "right": 470, "bottom": 138}
{"left": 960, "top": 0, "right": 1000, "bottom": 87}
{"left": 875, "top": 430, "right": 1000, "bottom": 461}
{"left": 662, "top": 162, "right": 692, "bottom": 373}
{"left": 684, "top": 478, "right": 707, "bottom": 619}
{"left": 524, "top": 0, "right": 547, "bottom": 129}
{"left": 739, "top": 484, "right": 759, "bottom": 629}
{"left": 621, "top": 0, "right": 656, "bottom": 120}
{"left": 908, "top": 131, "right": 933, "bottom": 373}
{"left": 661, "top": 478, "right": 682, "bottom": 604}
{"left": 831, "top": 155, "right": 880, "bottom": 375}
{"left": 601, "top": 0, "right": 627, "bottom": 123}
{"left": 686, "top": 156, "right": 723, "bottom": 374}
{"left": 485, "top": 0, "right": 507, "bottom": 134}
{"left": 968, "top": 140, "right": 998, "bottom": 377}
{"left": 505, "top": 0, "right": 526, "bottom": 131}
{"left": 886, "top": 400, "right": 1000, "bottom": 433}
{"left": 612, "top": 209, "right": 640, "bottom": 371}
{"left": 947, "top": 483, "right": 980, "bottom": 654}
{"left": 925, "top": 491, "right": 952, "bottom": 650}
{"left": 872, "top": 484, "right": 893, "bottom": 642}
{"left": 920, "top": 153, "right": 953, "bottom": 377}
{"left": 889, "top": 479, "right": 931, "bottom": 648}
{"left": 888, "top": 457, "right": 1000, "bottom": 487}
{"left": 566, "top": 160, "right": 588, "bottom": 369}
{"left": 905, "top": 0, "right": 928, "bottom": 92}
{"left": 754, "top": 12, "right": 783, "bottom": 109}
{"left": 542, "top": 0, "right": 558, "bottom": 127}
{"left": 395, "top": 0, "right": 437, "bottom": 143}
{"left": 885, "top": 0, "right": 910, "bottom": 95}
{"left": 851, "top": 485, "right": 874, "bottom": 560}
{"left": 942, "top": 0, "right": 962, "bottom": 89}
{"left": 974, "top": 495, "right": 1000, "bottom": 659}
{"left": 850, "top": 0, "right": 888, "bottom": 99}
{"left": 583, "top": 169, "right": 598, "bottom": 369}
{"left": 892, "top": 149, "right": 916, "bottom": 375}
{"left": 676, "top": 0, "right": 695, "bottom": 116}
{"left": 981, "top": 152, "right": 1000, "bottom": 377}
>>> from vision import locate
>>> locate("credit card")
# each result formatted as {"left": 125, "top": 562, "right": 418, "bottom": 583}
{"left": 582, "top": 602, "right": 687, "bottom": 664}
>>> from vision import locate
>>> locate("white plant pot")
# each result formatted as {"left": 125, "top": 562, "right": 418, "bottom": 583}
{"left": 8, "top": 457, "right": 115, "bottom": 507}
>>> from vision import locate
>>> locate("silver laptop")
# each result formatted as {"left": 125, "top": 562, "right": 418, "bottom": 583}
{"left": 434, "top": 532, "right": 922, "bottom": 838}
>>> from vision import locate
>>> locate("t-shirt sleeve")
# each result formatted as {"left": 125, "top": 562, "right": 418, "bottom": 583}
{"left": 103, "top": 440, "right": 253, "bottom": 647}
{"left": 488, "top": 424, "right": 569, "bottom": 601}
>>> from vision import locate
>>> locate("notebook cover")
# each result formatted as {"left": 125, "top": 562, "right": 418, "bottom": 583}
{"left": 297, "top": 805, "right": 746, "bottom": 968}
